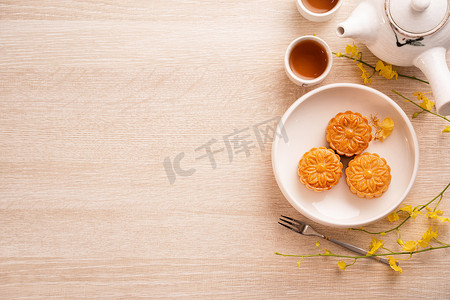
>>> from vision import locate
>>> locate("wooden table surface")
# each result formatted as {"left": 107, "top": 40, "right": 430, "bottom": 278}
{"left": 1, "top": 1, "right": 450, "bottom": 298}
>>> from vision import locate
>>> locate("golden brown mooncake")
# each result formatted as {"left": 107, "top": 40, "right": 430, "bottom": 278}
{"left": 326, "top": 111, "right": 373, "bottom": 156}
{"left": 346, "top": 152, "right": 391, "bottom": 198}
{"left": 297, "top": 147, "right": 343, "bottom": 192}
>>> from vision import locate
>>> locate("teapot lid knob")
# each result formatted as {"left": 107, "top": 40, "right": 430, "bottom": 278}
{"left": 411, "top": 0, "right": 431, "bottom": 11}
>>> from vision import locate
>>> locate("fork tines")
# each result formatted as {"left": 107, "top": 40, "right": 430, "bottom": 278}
{"left": 278, "top": 215, "right": 305, "bottom": 233}
{"left": 281, "top": 215, "right": 305, "bottom": 225}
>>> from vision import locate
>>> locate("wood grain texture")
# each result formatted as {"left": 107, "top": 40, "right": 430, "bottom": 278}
{"left": 1, "top": 0, "right": 449, "bottom": 298}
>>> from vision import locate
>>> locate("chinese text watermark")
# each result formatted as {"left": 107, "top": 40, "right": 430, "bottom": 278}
{"left": 163, "top": 116, "right": 288, "bottom": 185}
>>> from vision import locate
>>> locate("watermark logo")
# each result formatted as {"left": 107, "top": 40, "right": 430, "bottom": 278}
{"left": 163, "top": 116, "right": 288, "bottom": 185}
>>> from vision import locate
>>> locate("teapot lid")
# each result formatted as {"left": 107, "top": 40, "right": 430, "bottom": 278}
{"left": 386, "top": 0, "right": 450, "bottom": 37}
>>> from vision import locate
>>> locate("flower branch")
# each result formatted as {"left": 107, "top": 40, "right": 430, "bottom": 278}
{"left": 335, "top": 43, "right": 449, "bottom": 133}
{"left": 275, "top": 244, "right": 450, "bottom": 260}
{"left": 276, "top": 183, "right": 450, "bottom": 273}
{"left": 333, "top": 47, "right": 429, "bottom": 84}
{"left": 392, "top": 90, "right": 450, "bottom": 132}
{"left": 351, "top": 182, "right": 450, "bottom": 235}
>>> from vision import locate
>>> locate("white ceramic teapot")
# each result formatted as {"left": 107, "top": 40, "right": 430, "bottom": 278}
{"left": 337, "top": 0, "right": 450, "bottom": 115}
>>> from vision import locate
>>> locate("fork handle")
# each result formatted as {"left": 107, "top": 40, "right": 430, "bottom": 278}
{"left": 326, "top": 237, "right": 391, "bottom": 266}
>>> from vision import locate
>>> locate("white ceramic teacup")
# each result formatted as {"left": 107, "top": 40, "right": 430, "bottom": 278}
{"left": 296, "top": 0, "right": 343, "bottom": 22}
{"left": 284, "top": 35, "right": 333, "bottom": 87}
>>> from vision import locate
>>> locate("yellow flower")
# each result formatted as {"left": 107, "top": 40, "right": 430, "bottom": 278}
{"left": 345, "top": 43, "right": 360, "bottom": 58}
{"left": 397, "top": 238, "right": 404, "bottom": 246}
{"left": 372, "top": 116, "right": 394, "bottom": 141}
{"left": 413, "top": 91, "right": 434, "bottom": 111}
{"left": 367, "top": 237, "right": 383, "bottom": 255}
{"left": 375, "top": 61, "right": 398, "bottom": 80}
{"left": 425, "top": 207, "right": 443, "bottom": 220}
{"left": 388, "top": 211, "right": 399, "bottom": 222}
{"left": 380, "top": 232, "right": 386, "bottom": 236}
{"left": 324, "top": 249, "right": 331, "bottom": 255}
{"left": 399, "top": 205, "right": 421, "bottom": 219}
{"left": 411, "top": 210, "right": 421, "bottom": 219}
{"left": 338, "top": 261, "right": 346, "bottom": 271}
{"left": 438, "top": 216, "right": 450, "bottom": 223}
{"left": 425, "top": 206, "right": 450, "bottom": 223}
{"left": 316, "top": 241, "right": 321, "bottom": 248}
{"left": 378, "top": 117, "right": 394, "bottom": 140}
{"left": 402, "top": 240, "right": 417, "bottom": 252}
{"left": 420, "top": 98, "right": 434, "bottom": 110}
{"left": 400, "top": 205, "right": 412, "bottom": 214}
{"left": 413, "top": 91, "right": 429, "bottom": 101}
{"left": 297, "top": 258, "right": 304, "bottom": 267}
{"left": 336, "top": 52, "right": 342, "bottom": 57}
{"left": 388, "top": 256, "right": 402, "bottom": 273}
{"left": 442, "top": 126, "right": 450, "bottom": 133}
{"left": 357, "top": 63, "right": 372, "bottom": 85}
{"left": 417, "top": 227, "right": 439, "bottom": 248}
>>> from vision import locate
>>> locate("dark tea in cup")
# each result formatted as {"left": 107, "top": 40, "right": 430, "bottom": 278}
{"left": 296, "top": 0, "right": 342, "bottom": 22}
{"left": 301, "top": 0, "right": 339, "bottom": 13}
{"left": 284, "top": 36, "right": 332, "bottom": 87}
{"left": 289, "top": 39, "right": 328, "bottom": 80}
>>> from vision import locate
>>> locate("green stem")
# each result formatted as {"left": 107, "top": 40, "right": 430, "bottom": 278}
{"left": 382, "top": 247, "right": 395, "bottom": 254}
{"left": 392, "top": 90, "right": 450, "bottom": 123}
{"left": 433, "top": 238, "right": 450, "bottom": 246}
{"left": 333, "top": 52, "right": 375, "bottom": 69}
{"left": 351, "top": 215, "right": 410, "bottom": 235}
{"left": 397, "top": 74, "right": 429, "bottom": 84}
{"left": 433, "top": 194, "right": 444, "bottom": 212}
{"left": 415, "top": 182, "right": 450, "bottom": 211}
{"left": 346, "top": 258, "right": 358, "bottom": 267}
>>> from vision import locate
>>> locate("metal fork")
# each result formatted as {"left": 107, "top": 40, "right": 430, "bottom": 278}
{"left": 279, "top": 215, "right": 390, "bottom": 266}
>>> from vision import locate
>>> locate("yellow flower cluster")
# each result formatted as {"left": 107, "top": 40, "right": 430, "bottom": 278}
{"left": 349, "top": 197, "right": 448, "bottom": 274}
{"left": 357, "top": 63, "right": 372, "bottom": 85}
{"left": 402, "top": 240, "right": 417, "bottom": 252}
{"left": 375, "top": 61, "right": 398, "bottom": 80}
{"left": 413, "top": 91, "right": 434, "bottom": 111}
{"left": 399, "top": 205, "right": 421, "bottom": 219}
{"left": 388, "top": 211, "right": 399, "bottom": 222}
{"left": 372, "top": 116, "right": 394, "bottom": 141}
{"left": 338, "top": 261, "right": 346, "bottom": 271}
{"left": 345, "top": 43, "right": 360, "bottom": 58}
{"left": 382, "top": 227, "right": 438, "bottom": 273}
{"left": 418, "top": 227, "right": 440, "bottom": 247}
{"left": 388, "top": 257, "right": 402, "bottom": 273}
{"left": 367, "top": 237, "right": 383, "bottom": 255}
{"left": 425, "top": 206, "right": 450, "bottom": 223}
{"left": 399, "top": 227, "right": 439, "bottom": 253}
{"left": 338, "top": 44, "right": 403, "bottom": 86}
{"left": 388, "top": 204, "right": 449, "bottom": 224}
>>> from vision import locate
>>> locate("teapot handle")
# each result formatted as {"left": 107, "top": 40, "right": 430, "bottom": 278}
{"left": 414, "top": 47, "right": 450, "bottom": 116}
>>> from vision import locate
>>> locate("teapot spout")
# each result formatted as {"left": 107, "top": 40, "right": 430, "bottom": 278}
{"left": 336, "top": 2, "right": 377, "bottom": 44}
{"left": 414, "top": 47, "right": 450, "bottom": 116}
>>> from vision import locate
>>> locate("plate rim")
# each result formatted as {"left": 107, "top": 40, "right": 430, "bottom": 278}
{"left": 271, "top": 82, "right": 419, "bottom": 227}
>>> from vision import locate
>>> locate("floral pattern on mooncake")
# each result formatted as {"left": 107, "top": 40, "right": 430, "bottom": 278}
{"left": 298, "top": 147, "right": 343, "bottom": 192}
{"left": 346, "top": 152, "right": 391, "bottom": 198}
{"left": 326, "top": 111, "right": 373, "bottom": 156}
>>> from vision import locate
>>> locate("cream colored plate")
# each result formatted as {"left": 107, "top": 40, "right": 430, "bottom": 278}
{"left": 272, "top": 83, "right": 418, "bottom": 227}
